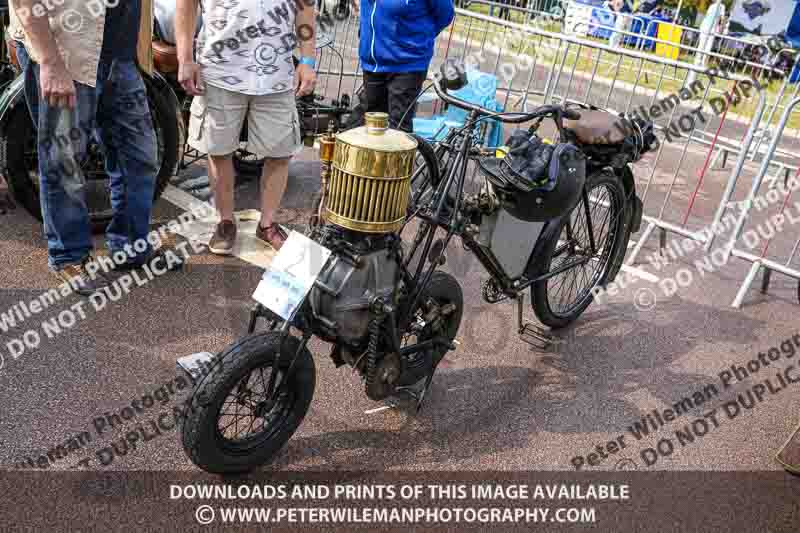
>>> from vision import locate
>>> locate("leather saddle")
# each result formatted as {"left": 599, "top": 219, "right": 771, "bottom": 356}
{"left": 152, "top": 40, "right": 178, "bottom": 74}
{"left": 564, "top": 110, "right": 627, "bottom": 145}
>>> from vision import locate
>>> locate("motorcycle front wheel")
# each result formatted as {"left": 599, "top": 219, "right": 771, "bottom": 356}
{"left": 180, "top": 332, "right": 316, "bottom": 474}
{"left": 1, "top": 76, "right": 181, "bottom": 232}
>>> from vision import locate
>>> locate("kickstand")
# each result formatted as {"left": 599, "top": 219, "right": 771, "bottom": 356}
{"left": 395, "top": 372, "right": 435, "bottom": 413}
{"left": 516, "top": 294, "right": 555, "bottom": 349}
{"left": 415, "top": 373, "right": 435, "bottom": 413}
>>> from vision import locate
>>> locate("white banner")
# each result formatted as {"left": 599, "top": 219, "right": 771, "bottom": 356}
{"left": 729, "top": 0, "right": 798, "bottom": 36}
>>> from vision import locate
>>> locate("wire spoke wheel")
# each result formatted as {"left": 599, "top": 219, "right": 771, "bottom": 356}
{"left": 531, "top": 170, "right": 627, "bottom": 328}
{"left": 392, "top": 271, "right": 463, "bottom": 392}
{"left": 181, "top": 332, "right": 315, "bottom": 474}
{"left": 216, "top": 366, "right": 293, "bottom": 444}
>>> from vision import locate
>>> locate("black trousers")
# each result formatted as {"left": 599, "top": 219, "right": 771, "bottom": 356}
{"left": 362, "top": 70, "right": 427, "bottom": 133}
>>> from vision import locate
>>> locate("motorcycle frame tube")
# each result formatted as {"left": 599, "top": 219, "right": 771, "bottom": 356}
{"left": 402, "top": 114, "right": 595, "bottom": 314}
{"left": 400, "top": 118, "right": 475, "bottom": 327}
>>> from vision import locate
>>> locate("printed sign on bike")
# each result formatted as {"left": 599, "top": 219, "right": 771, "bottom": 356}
{"left": 252, "top": 231, "right": 332, "bottom": 320}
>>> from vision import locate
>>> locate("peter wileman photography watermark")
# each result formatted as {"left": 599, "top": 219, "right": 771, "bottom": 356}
{"left": 592, "top": 175, "right": 800, "bottom": 311}
{"left": 16, "top": 354, "right": 219, "bottom": 469}
{"left": 570, "top": 332, "right": 800, "bottom": 470}
{"left": 0, "top": 203, "right": 215, "bottom": 372}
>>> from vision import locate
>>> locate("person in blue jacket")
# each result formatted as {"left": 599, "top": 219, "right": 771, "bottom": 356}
{"left": 359, "top": 0, "right": 455, "bottom": 132}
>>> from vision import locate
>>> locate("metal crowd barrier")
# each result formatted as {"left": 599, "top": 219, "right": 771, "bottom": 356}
{"left": 433, "top": 10, "right": 779, "bottom": 266}
{"left": 723, "top": 97, "right": 800, "bottom": 308}
{"left": 314, "top": 11, "right": 800, "bottom": 307}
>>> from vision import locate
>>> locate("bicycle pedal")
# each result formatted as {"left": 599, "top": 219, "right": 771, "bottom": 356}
{"left": 518, "top": 323, "right": 555, "bottom": 348}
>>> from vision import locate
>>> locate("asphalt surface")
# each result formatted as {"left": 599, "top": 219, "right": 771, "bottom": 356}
{"left": 1, "top": 135, "right": 799, "bottom": 475}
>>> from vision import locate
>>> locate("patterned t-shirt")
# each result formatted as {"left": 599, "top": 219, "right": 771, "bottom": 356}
{"left": 196, "top": 0, "right": 297, "bottom": 95}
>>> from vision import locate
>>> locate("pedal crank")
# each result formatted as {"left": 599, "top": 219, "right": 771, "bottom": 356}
{"left": 515, "top": 294, "right": 556, "bottom": 349}
{"left": 395, "top": 373, "right": 435, "bottom": 413}
{"left": 482, "top": 278, "right": 509, "bottom": 304}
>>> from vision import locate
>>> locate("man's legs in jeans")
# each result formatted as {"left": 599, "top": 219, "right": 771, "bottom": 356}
{"left": 97, "top": 60, "right": 159, "bottom": 265}
{"left": 17, "top": 44, "right": 96, "bottom": 270}
{"left": 18, "top": 47, "right": 158, "bottom": 271}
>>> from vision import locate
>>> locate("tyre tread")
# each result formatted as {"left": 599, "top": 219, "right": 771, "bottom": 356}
{"left": 180, "top": 332, "right": 315, "bottom": 474}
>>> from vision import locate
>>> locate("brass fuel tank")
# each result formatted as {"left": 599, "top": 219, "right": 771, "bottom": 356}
{"left": 323, "top": 112, "right": 418, "bottom": 233}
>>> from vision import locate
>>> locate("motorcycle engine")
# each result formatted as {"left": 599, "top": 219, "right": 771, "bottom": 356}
{"left": 307, "top": 113, "right": 417, "bottom": 366}
{"left": 308, "top": 228, "right": 398, "bottom": 346}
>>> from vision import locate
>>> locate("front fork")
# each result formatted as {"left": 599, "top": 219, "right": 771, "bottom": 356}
{"left": 246, "top": 303, "right": 312, "bottom": 403}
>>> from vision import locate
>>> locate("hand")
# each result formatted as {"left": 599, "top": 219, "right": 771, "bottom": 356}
{"left": 40, "top": 60, "right": 76, "bottom": 108}
{"left": 295, "top": 64, "right": 316, "bottom": 97}
{"left": 178, "top": 61, "right": 205, "bottom": 96}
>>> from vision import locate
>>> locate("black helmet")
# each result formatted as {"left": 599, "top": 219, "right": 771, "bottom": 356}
{"left": 477, "top": 131, "right": 586, "bottom": 222}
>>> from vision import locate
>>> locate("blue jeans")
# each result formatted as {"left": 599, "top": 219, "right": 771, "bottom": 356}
{"left": 17, "top": 44, "right": 159, "bottom": 269}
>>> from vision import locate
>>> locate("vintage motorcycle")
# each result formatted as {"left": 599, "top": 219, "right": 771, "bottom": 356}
{"left": 179, "top": 61, "right": 655, "bottom": 473}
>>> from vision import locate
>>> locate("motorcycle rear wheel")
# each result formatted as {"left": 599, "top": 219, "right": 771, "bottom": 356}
{"left": 180, "top": 332, "right": 316, "bottom": 474}
{"left": 1, "top": 78, "right": 181, "bottom": 233}
{"left": 530, "top": 170, "right": 626, "bottom": 329}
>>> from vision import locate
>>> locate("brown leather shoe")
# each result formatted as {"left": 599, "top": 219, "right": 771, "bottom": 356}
{"left": 256, "top": 223, "right": 288, "bottom": 251}
{"left": 209, "top": 220, "right": 237, "bottom": 255}
{"left": 52, "top": 256, "right": 110, "bottom": 297}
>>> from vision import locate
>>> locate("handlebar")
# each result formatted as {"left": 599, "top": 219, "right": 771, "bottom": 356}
{"left": 431, "top": 77, "right": 580, "bottom": 124}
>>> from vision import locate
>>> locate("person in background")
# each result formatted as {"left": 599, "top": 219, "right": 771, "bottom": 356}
{"left": 687, "top": 0, "right": 726, "bottom": 86}
{"left": 606, "top": 0, "right": 632, "bottom": 48}
{"left": 176, "top": 0, "right": 316, "bottom": 253}
{"left": 359, "top": 0, "right": 455, "bottom": 132}
{"left": 8, "top": 0, "right": 161, "bottom": 296}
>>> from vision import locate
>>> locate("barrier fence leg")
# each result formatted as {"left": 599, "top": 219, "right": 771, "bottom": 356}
{"left": 760, "top": 268, "right": 773, "bottom": 294}
{"left": 732, "top": 261, "right": 762, "bottom": 309}
{"left": 625, "top": 219, "right": 656, "bottom": 266}
{"left": 709, "top": 148, "right": 723, "bottom": 171}
{"left": 704, "top": 93, "right": 766, "bottom": 252}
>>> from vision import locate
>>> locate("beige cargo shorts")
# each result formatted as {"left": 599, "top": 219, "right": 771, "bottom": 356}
{"left": 187, "top": 84, "right": 301, "bottom": 159}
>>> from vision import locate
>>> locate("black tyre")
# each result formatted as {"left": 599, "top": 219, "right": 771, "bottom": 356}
{"left": 530, "top": 170, "right": 626, "bottom": 329}
{"left": 408, "top": 134, "right": 441, "bottom": 213}
{"left": 181, "top": 332, "right": 316, "bottom": 474}
{"left": 1, "top": 76, "right": 181, "bottom": 232}
{"left": 607, "top": 194, "right": 634, "bottom": 283}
